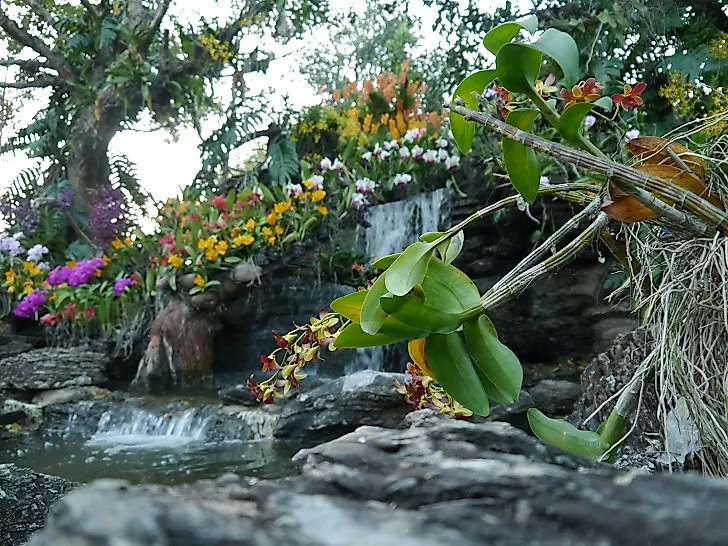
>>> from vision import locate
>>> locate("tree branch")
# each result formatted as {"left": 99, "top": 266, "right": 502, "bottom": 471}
{"left": 0, "top": 58, "right": 52, "bottom": 71}
{"left": 445, "top": 101, "right": 728, "bottom": 238}
{"left": 139, "top": 0, "right": 172, "bottom": 53}
{"left": 0, "top": 78, "right": 60, "bottom": 88}
{"left": 79, "top": 0, "right": 101, "bottom": 16}
{"left": 25, "top": 0, "right": 62, "bottom": 34}
{"left": 0, "top": 7, "right": 74, "bottom": 78}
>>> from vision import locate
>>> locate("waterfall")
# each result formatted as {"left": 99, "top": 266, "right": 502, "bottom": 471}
{"left": 348, "top": 189, "right": 450, "bottom": 373}
{"left": 87, "top": 406, "right": 213, "bottom": 451}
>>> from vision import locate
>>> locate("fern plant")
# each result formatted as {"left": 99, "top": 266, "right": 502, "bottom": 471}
{"left": 267, "top": 139, "right": 299, "bottom": 184}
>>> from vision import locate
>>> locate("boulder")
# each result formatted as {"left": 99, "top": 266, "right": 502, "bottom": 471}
{"left": 0, "top": 464, "right": 76, "bottom": 545}
{"left": 0, "top": 334, "right": 34, "bottom": 360}
{"left": 29, "top": 411, "right": 728, "bottom": 545}
{"left": 273, "top": 370, "right": 410, "bottom": 444}
{"left": 0, "top": 347, "right": 109, "bottom": 391}
{"left": 31, "top": 386, "right": 110, "bottom": 408}
{"left": 2, "top": 400, "right": 42, "bottom": 430}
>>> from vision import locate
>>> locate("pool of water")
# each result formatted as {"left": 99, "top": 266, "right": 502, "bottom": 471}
{"left": 0, "top": 397, "right": 299, "bottom": 485}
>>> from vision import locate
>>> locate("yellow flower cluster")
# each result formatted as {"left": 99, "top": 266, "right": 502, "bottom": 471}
{"left": 197, "top": 235, "right": 229, "bottom": 261}
{"left": 659, "top": 72, "right": 700, "bottom": 118}
{"left": 199, "top": 34, "right": 234, "bottom": 65}
{"left": 709, "top": 33, "right": 728, "bottom": 60}
{"left": 111, "top": 237, "right": 134, "bottom": 250}
{"left": 706, "top": 90, "right": 728, "bottom": 137}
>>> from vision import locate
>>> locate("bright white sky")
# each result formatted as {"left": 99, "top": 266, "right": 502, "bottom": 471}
{"left": 0, "top": 0, "right": 527, "bottom": 204}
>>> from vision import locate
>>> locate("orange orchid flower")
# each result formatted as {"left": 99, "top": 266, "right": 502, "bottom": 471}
{"left": 612, "top": 82, "right": 647, "bottom": 111}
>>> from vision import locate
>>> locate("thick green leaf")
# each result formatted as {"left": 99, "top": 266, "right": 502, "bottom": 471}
{"left": 450, "top": 70, "right": 497, "bottom": 154}
{"left": 496, "top": 43, "right": 542, "bottom": 95}
{"left": 438, "top": 230, "right": 464, "bottom": 264}
{"left": 378, "top": 316, "right": 429, "bottom": 340}
{"left": 360, "top": 273, "right": 389, "bottom": 334}
{"left": 380, "top": 293, "right": 467, "bottom": 334}
{"left": 557, "top": 97, "right": 613, "bottom": 146}
{"left": 419, "top": 232, "right": 446, "bottom": 243}
{"left": 384, "top": 241, "right": 435, "bottom": 297}
{"left": 426, "top": 332, "right": 490, "bottom": 416}
{"left": 502, "top": 109, "right": 541, "bottom": 203}
{"left": 527, "top": 408, "right": 610, "bottom": 460}
{"left": 527, "top": 29, "right": 580, "bottom": 87}
{"left": 421, "top": 257, "right": 480, "bottom": 312}
{"left": 334, "top": 322, "right": 403, "bottom": 349}
{"left": 371, "top": 253, "right": 400, "bottom": 270}
{"left": 331, "top": 290, "right": 366, "bottom": 323}
{"left": 463, "top": 316, "right": 522, "bottom": 404}
{"left": 483, "top": 15, "right": 538, "bottom": 55}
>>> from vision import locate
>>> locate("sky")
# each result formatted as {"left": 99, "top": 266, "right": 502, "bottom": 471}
{"left": 0, "top": 0, "right": 528, "bottom": 205}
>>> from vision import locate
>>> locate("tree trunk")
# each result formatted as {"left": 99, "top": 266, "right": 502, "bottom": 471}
{"left": 66, "top": 87, "right": 126, "bottom": 210}
{"left": 131, "top": 264, "right": 263, "bottom": 393}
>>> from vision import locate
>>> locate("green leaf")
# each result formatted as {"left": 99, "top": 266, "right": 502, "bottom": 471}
{"left": 527, "top": 408, "right": 610, "bottom": 460}
{"left": 463, "top": 316, "right": 522, "bottom": 404}
{"left": 334, "top": 322, "right": 404, "bottom": 349}
{"left": 418, "top": 232, "right": 446, "bottom": 243}
{"left": 384, "top": 241, "right": 435, "bottom": 297}
{"left": 502, "top": 109, "right": 541, "bottom": 203}
{"left": 168, "top": 274, "right": 177, "bottom": 292}
{"left": 450, "top": 70, "right": 497, "bottom": 154}
{"left": 189, "top": 286, "right": 203, "bottom": 295}
{"left": 557, "top": 97, "right": 613, "bottom": 146}
{"left": 426, "top": 332, "right": 490, "bottom": 416}
{"left": 224, "top": 256, "right": 243, "bottom": 264}
{"left": 380, "top": 293, "right": 467, "bottom": 334}
{"left": 371, "top": 253, "right": 400, "bottom": 270}
{"left": 483, "top": 15, "right": 538, "bottom": 55}
{"left": 527, "top": 29, "right": 580, "bottom": 87}
{"left": 496, "top": 43, "right": 542, "bottom": 95}
{"left": 331, "top": 290, "right": 366, "bottom": 323}
{"left": 421, "top": 257, "right": 480, "bottom": 311}
{"left": 360, "top": 273, "right": 389, "bottom": 334}
{"left": 438, "top": 230, "right": 464, "bottom": 264}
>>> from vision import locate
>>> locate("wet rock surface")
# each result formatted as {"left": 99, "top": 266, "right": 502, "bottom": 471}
{"left": 0, "top": 464, "right": 76, "bottom": 546}
{"left": 28, "top": 411, "right": 728, "bottom": 546}
{"left": 273, "top": 370, "right": 410, "bottom": 444}
{"left": 0, "top": 347, "right": 110, "bottom": 391}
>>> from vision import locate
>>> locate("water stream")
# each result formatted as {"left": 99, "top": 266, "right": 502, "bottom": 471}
{"left": 0, "top": 398, "right": 296, "bottom": 485}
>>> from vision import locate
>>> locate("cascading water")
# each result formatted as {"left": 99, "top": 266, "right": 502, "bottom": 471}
{"left": 347, "top": 188, "right": 450, "bottom": 373}
{"left": 88, "top": 406, "right": 213, "bottom": 451}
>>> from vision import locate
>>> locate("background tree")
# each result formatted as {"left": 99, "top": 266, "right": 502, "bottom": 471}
{"left": 0, "top": 0, "right": 328, "bottom": 213}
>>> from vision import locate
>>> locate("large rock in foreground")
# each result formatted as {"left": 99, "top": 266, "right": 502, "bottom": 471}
{"left": 30, "top": 411, "right": 728, "bottom": 545}
{"left": 0, "top": 464, "right": 76, "bottom": 545}
{"left": 0, "top": 347, "right": 109, "bottom": 391}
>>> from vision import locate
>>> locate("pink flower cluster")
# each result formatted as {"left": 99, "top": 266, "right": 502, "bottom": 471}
{"left": 47, "top": 258, "right": 104, "bottom": 287}
{"left": 13, "top": 289, "right": 46, "bottom": 318}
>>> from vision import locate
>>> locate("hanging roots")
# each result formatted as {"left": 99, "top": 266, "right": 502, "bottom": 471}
{"left": 617, "top": 125, "right": 728, "bottom": 476}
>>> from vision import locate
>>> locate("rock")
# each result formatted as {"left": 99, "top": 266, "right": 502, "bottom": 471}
{"left": 31, "top": 386, "right": 109, "bottom": 408}
{"left": 220, "top": 404, "right": 281, "bottom": 439}
{"left": 0, "top": 410, "right": 26, "bottom": 426}
{"left": 2, "top": 400, "right": 42, "bottom": 430}
{"left": 218, "top": 384, "right": 259, "bottom": 406}
{"left": 30, "top": 411, "right": 728, "bottom": 545}
{"left": 569, "top": 328, "right": 660, "bottom": 455}
{"left": 274, "top": 370, "right": 410, "bottom": 444}
{"left": 0, "top": 347, "right": 109, "bottom": 391}
{"left": 0, "top": 334, "right": 33, "bottom": 360}
{"left": 0, "top": 464, "right": 76, "bottom": 545}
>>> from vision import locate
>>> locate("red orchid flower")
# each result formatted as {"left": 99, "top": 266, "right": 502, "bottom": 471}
{"left": 561, "top": 77, "right": 604, "bottom": 109}
{"left": 211, "top": 195, "right": 228, "bottom": 212}
{"left": 612, "top": 82, "right": 647, "bottom": 111}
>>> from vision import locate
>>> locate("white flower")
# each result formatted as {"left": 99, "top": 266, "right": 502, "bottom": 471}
{"left": 373, "top": 143, "right": 382, "bottom": 156}
{"left": 320, "top": 157, "right": 333, "bottom": 171}
{"left": 332, "top": 158, "right": 344, "bottom": 171}
{"left": 351, "top": 193, "right": 369, "bottom": 210}
{"left": 539, "top": 175, "right": 551, "bottom": 186}
{"left": 403, "top": 128, "right": 421, "bottom": 143}
{"left": 26, "top": 244, "right": 49, "bottom": 263}
{"left": 361, "top": 151, "right": 373, "bottom": 163}
{"left": 252, "top": 187, "right": 265, "bottom": 200}
{"left": 37, "top": 262, "right": 49, "bottom": 271}
{"left": 355, "top": 178, "right": 377, "bottom": 195}
{"left": 423, "top": 150, "right": 438, "bottom": 164}
{"left": 437, "top": 149, "right": 449, "bottom": 162}
{"left": 484, "top": 87, "right": 498, "bottom": 99}
{"left": 583, "top": 115, "right": 596, "bottom": 128}
{"left": 381, "top": 150, "right": 392, "bottom": 162}
{"left": 412, "top": 145, "right": 424, "bottom": 159}
{"left": 393, "top": 173, "right": 412, "bottom": 187}
{"left": 13, "top": 232, "right": 24, "bottom": 240}
{"left": 307, "top": 175, "right": 324, "bottom": 190}
{"left": 285, "top": 183, "right": 303, "bottom": 197}
{"left": 436, "top": 138, "right": 449, "bottom": 149}
{"left": 625, "top": 128, "right": 640, "bottom": 141}
{"left": 383, "top": 139, "right": 399, "bottom": 151}
{"left": 516, "top": 195, "right": 527, "bottom": 212}
{"left": 399, "top": 146, "right": 411, "bottom": 160}
{"left": 445, "top": 155, "right": 460, "bottom": 171}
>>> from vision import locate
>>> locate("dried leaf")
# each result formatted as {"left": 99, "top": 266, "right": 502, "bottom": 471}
{"left": 627, "top": 136, "right": 707, "bottom": 180}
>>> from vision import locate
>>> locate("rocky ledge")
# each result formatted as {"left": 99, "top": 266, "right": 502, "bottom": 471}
{"left": 25, "top": 411, "right": 728, "bottom": 545}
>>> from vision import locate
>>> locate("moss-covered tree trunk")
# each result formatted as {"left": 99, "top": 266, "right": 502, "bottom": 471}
{"left": 132, "top": 263, "right": 262, "bottom": 392}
